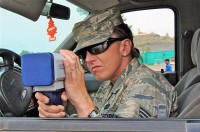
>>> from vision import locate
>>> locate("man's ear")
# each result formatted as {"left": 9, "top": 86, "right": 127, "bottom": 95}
{"left": 120, "top": 39, "right": 132, "bottom": 56}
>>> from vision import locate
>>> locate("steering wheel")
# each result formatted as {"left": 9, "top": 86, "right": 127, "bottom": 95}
{"left": 0, "top": 49, "right": 36, "bottom": 117}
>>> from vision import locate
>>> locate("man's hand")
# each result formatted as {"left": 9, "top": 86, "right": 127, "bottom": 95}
{"left": 59, "top": 50, "right": 95, "bottom": 117}
{"left": 35, "top": 92, "right": 67, "bottom": 118}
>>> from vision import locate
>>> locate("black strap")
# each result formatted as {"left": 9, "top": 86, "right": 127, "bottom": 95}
{"left": 179, "top": 30, "right": 194, "bottom": 79}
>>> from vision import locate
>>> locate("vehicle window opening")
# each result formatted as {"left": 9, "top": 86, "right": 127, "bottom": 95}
{"left": 122, "top": 8, "right": 175, "bottom": 72}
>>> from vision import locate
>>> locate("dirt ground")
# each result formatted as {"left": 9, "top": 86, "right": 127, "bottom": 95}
{"left": 147, "top": 64, "right": 175, "bottom": 72}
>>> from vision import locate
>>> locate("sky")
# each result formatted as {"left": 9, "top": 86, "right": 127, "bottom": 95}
{"left": 123, "top": 9, "right": 174, "bottom": 37}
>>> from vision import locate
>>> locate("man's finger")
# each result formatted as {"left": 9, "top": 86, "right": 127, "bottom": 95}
{"left": 38, "top": 104, "right": 66, "bottom": 118}
{"left": 61, "top": 91, "right": 68, "bottom": 101}
{"left": 35, "top": 92, "right": 50, "bottom": 104}
{"left": 37, "top": 100, "right": 65, "bottom": 113}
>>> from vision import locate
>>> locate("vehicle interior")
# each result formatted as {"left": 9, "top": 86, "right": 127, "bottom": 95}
{"left": 0, "top": 0, "right": 200, "bottom": 131}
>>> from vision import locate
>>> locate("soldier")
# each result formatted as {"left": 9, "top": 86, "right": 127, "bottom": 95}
{"left": 35, "top": 7, "right": 177, "bottom": 118}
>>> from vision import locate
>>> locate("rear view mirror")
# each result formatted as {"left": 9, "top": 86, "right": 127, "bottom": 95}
{"left": 41, "top": 2, "right": 70, "bottom": 20}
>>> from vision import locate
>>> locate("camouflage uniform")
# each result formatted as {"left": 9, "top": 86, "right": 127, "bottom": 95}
{"left": 93, "top": 58, "right": 177, "bottom": 118}
{"left": 72, "top": 7, "right": 178, "bottom": 118}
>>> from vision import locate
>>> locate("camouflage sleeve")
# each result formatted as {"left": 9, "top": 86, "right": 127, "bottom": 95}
{"left": 114, "top": 96, "right": 140, "bottom": 118}
{"left": 113, "top": 84, "right": 155, "bottom": 118}
{"left": 114, "top": 77, "right": 175, "bottom": 118}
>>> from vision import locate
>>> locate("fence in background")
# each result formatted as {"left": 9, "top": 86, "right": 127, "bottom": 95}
{"left": 140, "top": 50, "right": 174, "bottom": 65}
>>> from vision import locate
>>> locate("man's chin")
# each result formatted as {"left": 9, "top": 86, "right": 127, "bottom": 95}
{"left": 94, "top": 74, "right": 109, "bottom": 82}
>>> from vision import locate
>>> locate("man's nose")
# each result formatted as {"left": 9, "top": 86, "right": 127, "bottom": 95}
{"left": 85, "top": 51, "right": 96, "bottom": 62}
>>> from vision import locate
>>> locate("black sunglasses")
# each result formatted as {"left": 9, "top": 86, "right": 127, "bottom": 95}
{"left": 79, "top": 38, "right": 126, "bottom": 60}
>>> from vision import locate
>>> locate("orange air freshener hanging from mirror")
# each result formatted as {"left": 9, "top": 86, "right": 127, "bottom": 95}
{"left": 47, "top": 17, "right": 57, "bottom": 41}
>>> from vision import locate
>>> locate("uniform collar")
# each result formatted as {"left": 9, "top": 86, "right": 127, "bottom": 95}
{"left": 110, "top": 58, "right": 140, "bottom": 94}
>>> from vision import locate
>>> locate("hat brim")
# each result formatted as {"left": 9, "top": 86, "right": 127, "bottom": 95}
{"left": 74, "top": 29, "right": 113, "bottom": 53}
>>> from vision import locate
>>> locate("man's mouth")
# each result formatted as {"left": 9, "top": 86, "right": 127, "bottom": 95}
{"left": 92, "top": 65, "right": 101, "bottom": 71}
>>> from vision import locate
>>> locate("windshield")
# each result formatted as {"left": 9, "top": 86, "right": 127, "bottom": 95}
{"left": 0, "top": 0, "right": 88, "bottom": 55}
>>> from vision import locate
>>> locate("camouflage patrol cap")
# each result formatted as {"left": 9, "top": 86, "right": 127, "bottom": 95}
{"left": 73, "top": 7, "right": 124, "bottom": 53}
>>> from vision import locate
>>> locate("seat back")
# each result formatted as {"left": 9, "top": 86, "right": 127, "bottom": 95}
{"left": 197, "top": 30, "right": 200, "bottom": 75}
{"left": 177, "top": 82, "right": 200, "bottom": 118}
{"left": 175, "top": 28, "right": 200, "bottom": 96}
{"left": 177, "top": 29, "right": 200, "bottom": 118}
